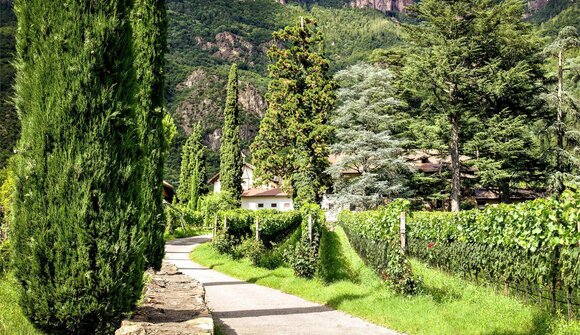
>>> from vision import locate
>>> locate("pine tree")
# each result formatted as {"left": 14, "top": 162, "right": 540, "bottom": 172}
{"left": 402, "top": 0, "right": 545, "bottom": 211}
{"left": 544, "top": 26, "right": 580, "bottom": 194}
{"left": 326, "top": 63, "right": 408, "bottom": 210}
{"left": 219, "top": 64, "right": 243, "bottom": 204}
{"left": 11, "top": 1, "right": 164, "bottom": 333}
{"left": 178, "top": 122, "right": 207, "bottom": 210}
{"left": 252, "top": 18, "right": 335, "bottom": 207}
{"left": 131, "top": 0, "right": 168, "bottom": 270}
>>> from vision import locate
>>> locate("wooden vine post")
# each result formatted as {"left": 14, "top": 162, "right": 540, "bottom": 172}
{"left": 400, "top": 212, "right": 407, "bottom": 254}
{"left": 308, "top": 213, "right": 313, "bottom": 245}
{"left": 224, "top": 216, "right": 228, "bottom": 233}
{"left": 213, "top": 216, "right": 217, "bottom": 237}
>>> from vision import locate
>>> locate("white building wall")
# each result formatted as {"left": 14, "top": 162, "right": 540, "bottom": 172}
{"left": 242, "top": 197, "right": 294, "bottom": 212}
{"left": 213, "top": 180, "right": 221, "bottom": 193}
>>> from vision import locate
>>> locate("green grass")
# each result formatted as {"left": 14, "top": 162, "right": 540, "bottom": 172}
{"left": 191, "top": 226, "right": 580, "bottom": 335}
{"left": 0, "top": 274, "right": 44, "bottom": 335}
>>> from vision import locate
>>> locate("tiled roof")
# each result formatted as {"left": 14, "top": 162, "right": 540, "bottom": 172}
{"left": 242, "top": 187, "right": 289, "bottom": 198}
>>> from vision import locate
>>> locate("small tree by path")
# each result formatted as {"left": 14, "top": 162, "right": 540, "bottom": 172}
{"left": 178, "top": 122, "right": 208, "bottom": 210}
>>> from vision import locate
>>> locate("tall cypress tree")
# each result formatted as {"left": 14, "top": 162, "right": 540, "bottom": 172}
{"left": 131, "top": 0, "right": 167, "bottom": 270}
{"left": 252, "top": 18, "right": 335, "bottom": 207}
{"left": 11, "top": 1, "right": 163, "bottom": 333}
{"left": 219, "top": 64, "right": 243, "bottom": 204}
{"left": 178, "top": 122, "right": 207, "bottom": 210}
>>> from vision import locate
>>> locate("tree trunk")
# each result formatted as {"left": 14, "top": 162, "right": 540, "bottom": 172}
{"left": 555, "top": 50, "right": 564, "bottom": 195}
{"left": 500, "top": 180, "right": 511, "bottom": 204}
{"left": 450, "top": 111, "right": 461, "bottom": 212}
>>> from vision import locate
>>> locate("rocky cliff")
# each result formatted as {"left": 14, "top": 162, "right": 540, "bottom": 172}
{"left": 349, "top": 0, "right": 415, "bottom": 13}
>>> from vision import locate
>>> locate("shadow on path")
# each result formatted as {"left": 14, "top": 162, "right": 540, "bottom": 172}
{"left": 214, "top": 305, "right": 333, "bottom": 319}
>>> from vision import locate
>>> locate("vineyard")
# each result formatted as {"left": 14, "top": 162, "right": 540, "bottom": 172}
{"left": 337, "top": 191, "right": 580, "bottom": 317}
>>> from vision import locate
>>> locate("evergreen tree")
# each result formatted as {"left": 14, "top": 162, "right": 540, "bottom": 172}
{"left": 544, "top": 26, "right": 580, "bottom": 193}
{"left": 327, "top": 63, "right": 408, "bottom": 210}
{"left": 465, "top": 114, "right": 544, "bottom": 202}
{"left": 132, "top": 0, "right": 168, "bottom": 270}
{"left": 178, "top": 122, "right": 207, "bottom": 210}
{"left": 402, "top": 0, "right": 545, "bottom": 211}
{"left": 11, "top": 1, "right": 164, "bottom": 333}
{"left": 252, "top": 18, "right": 335, "bottom": 207}
{"left": 219, "top": 64, "right": 243, "bottom": 204}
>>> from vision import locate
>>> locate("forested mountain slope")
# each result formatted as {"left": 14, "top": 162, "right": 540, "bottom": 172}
{"left": 0, "top": 0, "right": 576, "bottom": 182}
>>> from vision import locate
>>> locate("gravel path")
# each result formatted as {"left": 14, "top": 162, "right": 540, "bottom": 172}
{"left": 165, "top": 236, "right": 401, "bottom": 335}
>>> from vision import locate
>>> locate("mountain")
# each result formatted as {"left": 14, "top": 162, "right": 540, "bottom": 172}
{"left": 164, "top": 0, "right": 402, "bottom": 182}
{"left": 0, "top": 0, "right": 576, "bottom": 181}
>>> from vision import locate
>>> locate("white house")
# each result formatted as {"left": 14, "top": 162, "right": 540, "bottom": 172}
{"left": 208, "top": 162, "right": 294, "bottom": 212}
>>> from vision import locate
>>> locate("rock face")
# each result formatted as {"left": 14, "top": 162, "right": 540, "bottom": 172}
{"left": 115, "top": 263, "right": 213, "bottom": 335}
{"left": 350, "top": 0, "right": 415, "bottom": 12}
{"left": 173, "top": 68, "right": 266, "bottom": 151}
{"left": 195, "top": 32, "right": 259, "bottom": 65}
{"left": 528, "top": 0, "right": 552, "bottom": 11}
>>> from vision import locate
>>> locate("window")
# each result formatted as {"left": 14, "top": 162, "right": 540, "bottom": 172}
{"left": 284, "top": 203, "right": 291, "bottom": 209}
{"left": 271, "top": 203, "right": 277, "bottom": 208}
{"left": 258, "top": 203, "right": 264, "bottom": 208}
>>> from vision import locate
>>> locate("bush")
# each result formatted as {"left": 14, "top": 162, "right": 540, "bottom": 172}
{"left": 0, "top": 239, "right": 10, "bottom": 275}
{"left": 199, "top": 193, "right": 237, "bottom": 226}
{"left": 407, "top": 190, "right": 580, "bottom": 306}
{"left": 338, "top": 199, "right": 420, "bottom": 295}
{"left": 253, "top": 210, "right": 302, "bottom": 247}
{"left": 217, "top": 209, "right": 254, "bottom": 237}
{"left": 285, "top": 204, "right": 326, "bottom": 278}
{"left": 165, "top": 205, "right": 204, "bottom": 234}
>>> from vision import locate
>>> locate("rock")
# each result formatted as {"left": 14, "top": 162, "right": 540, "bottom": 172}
{"left": 115, "top": 263, "right": 213, "bottom": 335}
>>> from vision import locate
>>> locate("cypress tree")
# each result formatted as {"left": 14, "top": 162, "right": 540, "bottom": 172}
{"left": 10, "top": 0, "right": 164, "bottom": 333}
{"left": 131, "top": 0, "right": 167, "bottom": 270}
{"left": 178, "top": 122, "right": 207, "bottom": 210}
{"left": 219, "top": 64, "right": 243, "bottom": 204}
{"left": 252, "top": 18, "right": 335, "bottom": 207}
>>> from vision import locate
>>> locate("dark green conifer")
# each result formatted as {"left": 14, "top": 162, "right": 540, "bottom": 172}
{"left": 178, "top": 122, "right": 207, "bottom": 210}
{"left": 219, "top": 64, "right": 243, "bottom": 204}
{"left": 131, "top": 0, "right": 168, "bottom": 270}
{"left": 252, "top": 18, "right": 335, "bottom": 207}
{"left": 11, "top": 0, "right": 165, "bottom": 333}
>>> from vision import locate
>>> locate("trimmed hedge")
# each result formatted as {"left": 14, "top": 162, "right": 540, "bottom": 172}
{"left": 407, "top": 190, "right": 580, "bottom": 313}
{"left": 165, "top": 205, "right": 204, "bottom": 233}
{"left": 338, "top": 199, "right": 420, "bottom": 295}
{"left": 254, "top": 210, "right": 302, "bottom": 247}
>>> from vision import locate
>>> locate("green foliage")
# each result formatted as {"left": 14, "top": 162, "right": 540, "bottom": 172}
{"left": 327, "top": 62, "right": 408, "bottom": 209}
{"left": 0, "top": 239, "right": 10, "bottom": 275}
{"left": 285, "top": 204, "right": 326, "bottom": 278}
{"left": 219, "top": 64, "right": 243, "bottom": 203}
{"left": 253, "top": 210, "right": 302, "bottom": 247}
{"left": 132, "top": 0, "right": 168, "bottom": 271}
{"left": 178, "top": 121, "right": 208, "bottom": 209}
{"left": 0, "top": 0, "right": 18, "bottom": 170}
{"left": 252, "top": 18, "right": 335, "bottom": 206}
{"left": 0, "top": 166, "right": 14, "bottom": 242}
{"left": 165, "top": 204, "right": 204, "bottom": 235}
{"left": 407, "top": 190, "right": 580, "bottom": 311}
{"left": 11, "top": 0, "right": 166, "bottom": 332}
{"left": 217, "top": 208, "right": 255, "bottom": 237}
{"left": 338, "top": 199, "right": 420, "bottom": 295}
{"left": 199, "top": 192, "right": 237, "bottom": 226}
{"left": 402, "top": 0, "right": 546, "bottom": 210}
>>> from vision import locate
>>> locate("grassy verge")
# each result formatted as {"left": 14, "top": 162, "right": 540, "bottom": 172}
{"left": 0, "top": 274, "right": 44, "bottom": 335}
{"left": 164, "top": 227, "right": 212, "bottom": 241}
{"left": 190, "top": 226, "right": 580, "bottom": 335}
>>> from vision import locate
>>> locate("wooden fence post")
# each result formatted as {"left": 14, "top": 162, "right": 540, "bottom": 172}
{"left": 308, "top": 214, "right": 313, "bottom": 245}
{"left": 213, "top": 216, "right": 217, "bottom": 237}
{"left": 255, "top": 216, "right": 260, "bottom": 242}
{"left": 400, "top": 212, "right": 407, "bottom": 254}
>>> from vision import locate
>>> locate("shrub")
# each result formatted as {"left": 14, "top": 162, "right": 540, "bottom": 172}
{"left": 253, "top": 210, "right": 302, "bottom": 247}
{"left": 285, "top": 204, "right": 325, "bottom": 278}
{"left": 338, "top": 199, "right": 420, "bottom": 295}
{"left": 406, "top": 190, "right": 580, "bottom": 308}
{"left": 0, "top": 239, "right": 10, "bottom": 275}
{"left": 218, "top": 209, "right": 254, "bottom": 237}
{"left": 199, "top": 193, "right": 238, "bottom": 226}
{"left": 165, "top": 205, "right": 204, "bottom": 234}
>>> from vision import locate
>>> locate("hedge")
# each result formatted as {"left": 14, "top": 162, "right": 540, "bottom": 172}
{"left": 253, "top": 210, "right": 302, "bottom": 247}
{"left": 338, "top": 199, "right": 420, "bottom": 295}
{"left": 406, "top": 190, "right": 580, "bottom": 315}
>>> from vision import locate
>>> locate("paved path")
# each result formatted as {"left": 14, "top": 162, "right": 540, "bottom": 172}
{"left": 165, "top": 236, "right": 401, "bottom": 335}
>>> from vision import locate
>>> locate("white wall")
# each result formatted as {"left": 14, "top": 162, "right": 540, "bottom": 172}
{"left": 242, "top": 197, "right": 294, "bottom": 212}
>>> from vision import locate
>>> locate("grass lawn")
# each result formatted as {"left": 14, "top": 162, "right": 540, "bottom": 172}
{"left": 190, "top": 226, "right": 580, "bottom": 335}
{"left": 0, "top": 274, "right": 44, "bottom": 335}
